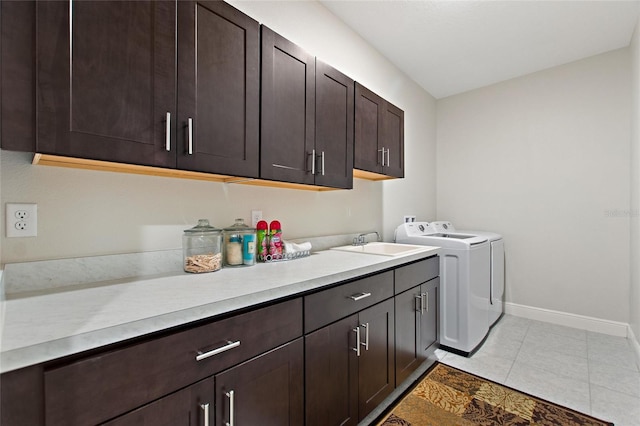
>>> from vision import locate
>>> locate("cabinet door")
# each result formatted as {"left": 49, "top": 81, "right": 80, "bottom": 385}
{"left": 315, "top": 60, "right": 354, "bottom": 189}
{"left": 1, "top": 365, "right": 44, "bottom": 426}
{"left": 215, "top": 339, "right": 304, "bottom": 426}
{"left": 358, "top": 298, "right": 395, "bottom": 421}
{"left": 382, "top": 101, "right": 404, "bottom": 178}
{"left": 101, "top": 377, "right": 215, "bottom": 426}
{"left": 177, "top": 1, "right": 259, "bottom": 177}
{"left": 36, "top": 1, "right": 176, "bottom": 168}
{"left": 354, "top": 83, "right": 383, "bottom": 174}
{"left": 261, "top": 26, "right": 315, "bottom": 185}
{"left": 420, "top": 278, "right": 439, "bottom": 354}
{"left": 394, "top": 285, "right": 424, "bottom": 386}
{"left": 305, "top": 315, "right": 359, "bottom": 426}
{"left": 1, "top": 0, "right": 36, "bottom": 152}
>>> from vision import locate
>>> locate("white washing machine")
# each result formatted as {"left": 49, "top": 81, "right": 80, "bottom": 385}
{"left": 395, "top": 222, "right": 491, "bottom": 356}
{"left": 432, "top": 221, "right": 504, "bottom": 327}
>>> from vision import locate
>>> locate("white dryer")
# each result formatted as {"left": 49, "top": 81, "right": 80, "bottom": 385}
{"left": 395, "top": 222, "right": 491, "bottom": 356}
{"left": 432, "top": 221, "right": 504, "bottom": 327}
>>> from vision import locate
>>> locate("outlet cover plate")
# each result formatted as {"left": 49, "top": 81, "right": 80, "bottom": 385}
{"left": 251, "top": 210, "right": 263, "bottom": 227}
{"left": 6, "top": 203, "right": 37, "bottom": 237}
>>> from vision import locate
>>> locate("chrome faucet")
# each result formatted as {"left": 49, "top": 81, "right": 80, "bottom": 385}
{"left": 352, "top": 231, "right": 381, "bottom": 246}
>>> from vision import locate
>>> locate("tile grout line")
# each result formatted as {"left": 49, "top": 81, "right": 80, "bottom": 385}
{"left": 586, "top": 332, "right": 593, "bottom": 416}
{"left": 502, "top": 319, "right": 532, "bottom": 385}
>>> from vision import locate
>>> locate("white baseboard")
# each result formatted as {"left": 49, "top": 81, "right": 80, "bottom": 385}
{"left": 628, "top": 325, "right": 640, "bottom": 370}
{"left": 504, "top": 302, "right": 629, "bottom": 337}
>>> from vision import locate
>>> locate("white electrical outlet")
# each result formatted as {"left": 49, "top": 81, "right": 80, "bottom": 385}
{"left": 6, "top": 203, "right": 38, "bottom": 237}
{"left": 403, "top": 215, "right": 416, "bottom": 223}
{"left": 251, "top": 210, "right": 263, "bottom": 227}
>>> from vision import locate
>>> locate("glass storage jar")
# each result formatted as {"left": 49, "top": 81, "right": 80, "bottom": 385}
{"left": 182, "top": 219, "right": 222, "bottom": 273}
{"left": 223, "top": 218, "right": 257, "bottom": 267}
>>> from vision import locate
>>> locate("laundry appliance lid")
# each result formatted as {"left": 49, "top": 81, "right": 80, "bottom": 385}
{"left": 395, "top": 222, "right": 488, "bottom": 249}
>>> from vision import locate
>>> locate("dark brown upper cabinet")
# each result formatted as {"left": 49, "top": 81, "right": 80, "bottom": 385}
{"left": 1, "top": 1, "right": 36, "bottom": 152}
{"left": 177, "top": 1, "right": 259, "bottom": 177}
{"left": 354, "top": 83, "right": 404, "bottom": 179}
{"left": 261, "top": 27, "right": 354, "bottom": 189}
{"left": 260, "top": 26, "right": 316, "bottom": 185}
{"left": 34, "top": 0, "right": 259, "bottom": 177}
{"left": 315, "top": 60, "right": 354, "bottom": 189}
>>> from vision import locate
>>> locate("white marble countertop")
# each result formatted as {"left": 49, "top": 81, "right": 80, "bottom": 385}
{"left": 0, "top": 247, "right": 439, "bottom": 374}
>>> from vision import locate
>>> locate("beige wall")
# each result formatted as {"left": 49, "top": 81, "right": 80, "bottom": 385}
{"left": 0, "top": 1, "right": 437, "bottom": 265}
{"left": 436, "top": 49, "right": 631, "bottom": 323}
{"left": 630, "top": 19, "right": 640, "bottom": 341}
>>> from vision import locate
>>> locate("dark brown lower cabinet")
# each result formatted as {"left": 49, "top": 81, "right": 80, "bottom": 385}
{"left": 1, "top": 260, "right": 439, "bottom": 426}
{"left": 305, "top": 315, "right": 359, "bottom": 426}
{"left": 358, "top": 298, "right": 396, "bottom": 419}
{"left": 102, "top": 377, "right": 215, "bottom": 426}
{"left": 215, "top": 338, "right": 304, "bottom": 426}
{"left": 103, "top": 338, "right": 303, "bottom": 426}
{"left": 395, "top": 277, "right": 439, "bottom": 385}
{"left": 305, "top": 298, "right": 395, "bottom": 425}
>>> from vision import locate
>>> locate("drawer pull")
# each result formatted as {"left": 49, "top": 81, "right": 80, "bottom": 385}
{"left": 226, "top": 390, "right": 235, "bottom": 426}
{"left": 200, "top": 403, "right": 210, "bottom": 426}
{"left": 196, "top": 340, "right": 240, "bottom": 361}
{"left": 349, "top": 292, "right": 372, "bottom": 301}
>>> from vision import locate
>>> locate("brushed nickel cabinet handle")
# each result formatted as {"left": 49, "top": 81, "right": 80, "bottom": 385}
{"left": 361, "top": 323, "right": 369, "bottom": 351}
{"left": 349, "top": 292, "right": 371, "bottom": 301}
{"left": 352, "top": 326, "right": 361, "bottom": 356}
{"left": 379, "top": 147, "right": 385, "bottom": 166}
{"left": 308, "top": 149, "right": 316, "bottom": 175}
{"left": 424, "top": 292, "right": 428, "bottom": 313}
{"left": 188, "top": 117, "right": 193, "bottom": 155}
{"left": 415, "top": 294, "right": 424, "bottom": 314}
{"left": 195, "top": 340, "right": 240, "bottom": 361}
{"left": 200, "top": 403, "right": 210, "bottom": 426}
{"left": 165, "top": 112, "right": 171, "bottom": 151}
{"left": 386, "top": 148, "right": 390, "bottom": 167}
{"left": 225, "top": 390, "right": 235, "bottom": 426}
{"left": 321, "top": 151, "right": 325, "bottom": 176}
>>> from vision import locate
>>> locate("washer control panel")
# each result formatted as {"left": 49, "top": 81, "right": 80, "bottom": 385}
{"left": 398, "top": 221, "right": 437, "bottom": 236}
{"left": 431, "top": 221, "right": 454, "bottom": 233}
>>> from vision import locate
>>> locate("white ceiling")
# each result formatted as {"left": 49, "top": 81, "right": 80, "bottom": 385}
{"left": 319, "top": 0, "right": 640, "bottom": 99}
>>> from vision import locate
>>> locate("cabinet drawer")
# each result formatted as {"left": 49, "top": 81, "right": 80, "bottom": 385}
{"left": 44, "top": 298, "right": 302, "bottom": 426}
{"left": 304, "top": 271, "right": 393, "bottom": 333}
{"left": 395, "top": 256, "right": 439, "bottom": 294}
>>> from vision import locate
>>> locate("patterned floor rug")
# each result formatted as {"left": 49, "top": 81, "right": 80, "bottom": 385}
{"left": 378, "top": 362, "right": 613, "bottom": 426}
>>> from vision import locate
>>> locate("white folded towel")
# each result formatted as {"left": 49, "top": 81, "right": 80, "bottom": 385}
{"left": 284, "top": 241, "right": 312, "bottom": 253}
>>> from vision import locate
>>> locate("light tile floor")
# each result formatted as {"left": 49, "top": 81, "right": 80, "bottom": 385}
{"left": 436, "top": 315, "right": 640, "bottom": 426}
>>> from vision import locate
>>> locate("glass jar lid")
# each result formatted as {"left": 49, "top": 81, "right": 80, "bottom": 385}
{"left": 223, "top": 218, "right": 256, "bottom": 232}
{"left": 184, "top": 219, "right": 221, "bottom": 234}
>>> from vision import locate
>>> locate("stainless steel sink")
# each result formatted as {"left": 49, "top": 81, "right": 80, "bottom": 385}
{"left": 330, "top": 242, "right": 436, "bottom": 257}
